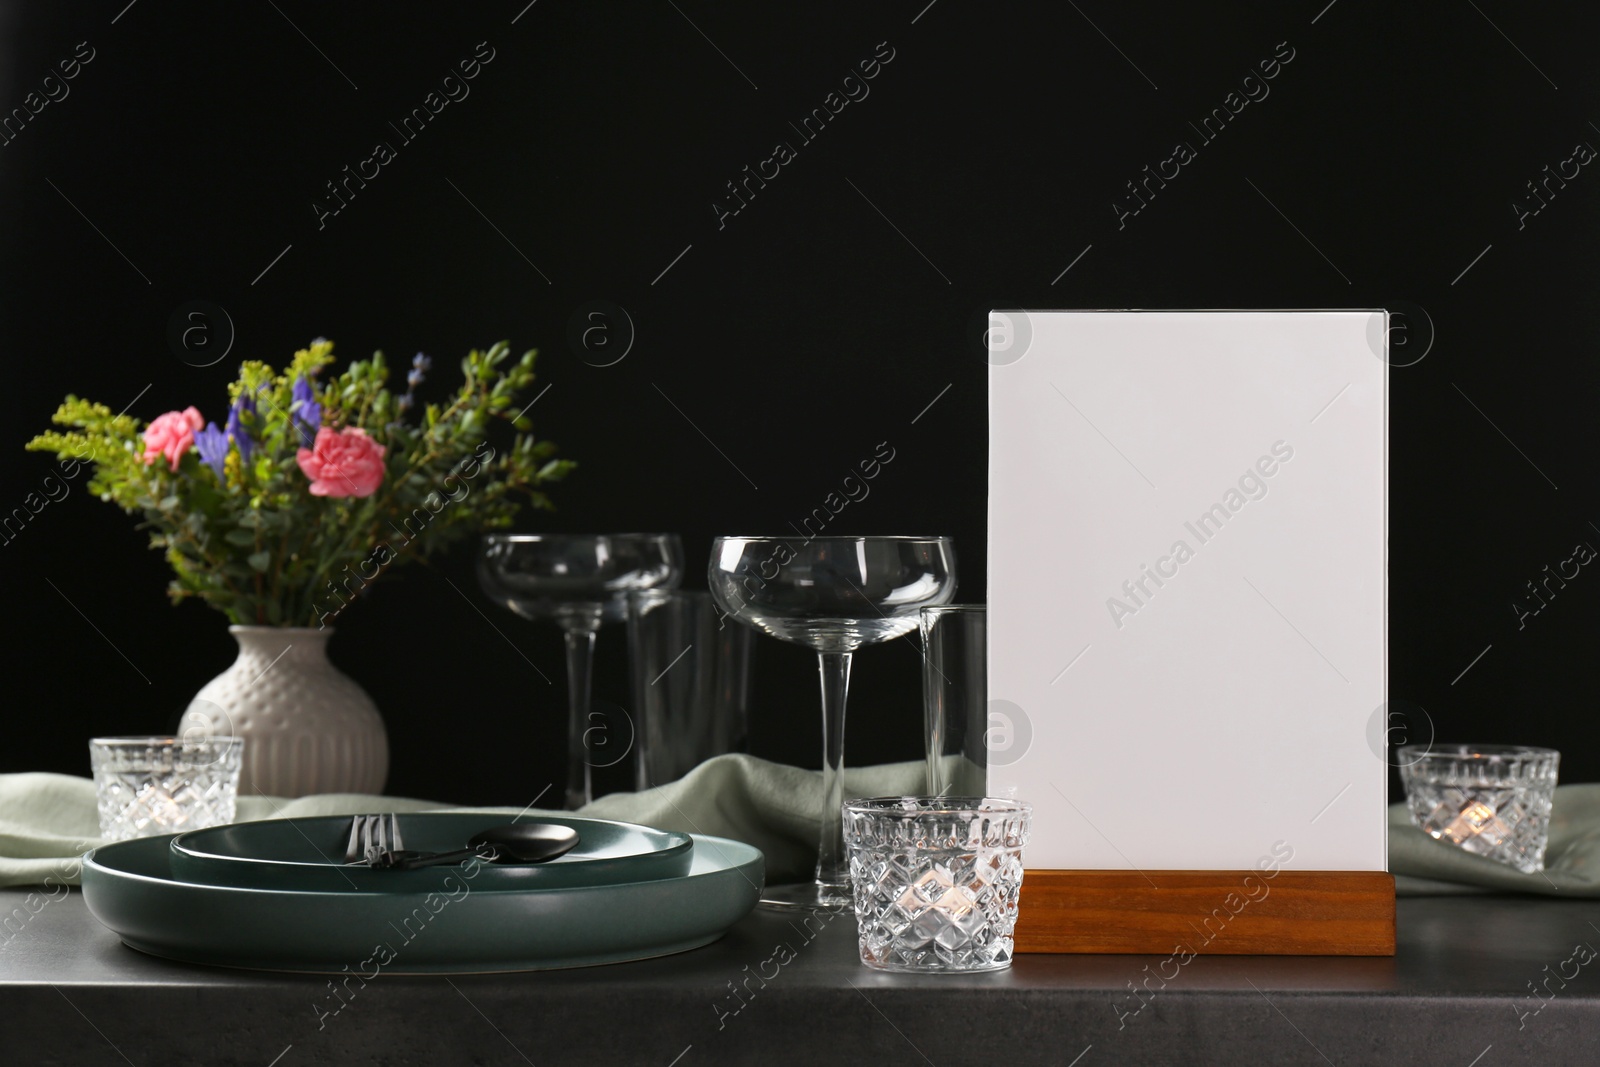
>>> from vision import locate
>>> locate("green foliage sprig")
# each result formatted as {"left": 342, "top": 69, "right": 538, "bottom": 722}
{"left": 26, "top": 339, "right": 574, "bottom": 626}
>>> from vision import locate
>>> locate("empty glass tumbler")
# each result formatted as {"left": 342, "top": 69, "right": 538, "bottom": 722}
{"left": 921, "top": 605, "right": 987, "bottom": 797}
{"left": 626, "top": 591, "right": 754, "bottom": 787}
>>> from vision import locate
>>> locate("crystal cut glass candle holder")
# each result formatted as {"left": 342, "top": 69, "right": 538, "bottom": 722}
{"left": 90, "top": 736, "right": 244, "bottom": 842}
{"left": 1398, "top": 744, "right": 1559, "bottom": 874}
{"left": 842, "top": 796, "right": 1031, "bottom": 973}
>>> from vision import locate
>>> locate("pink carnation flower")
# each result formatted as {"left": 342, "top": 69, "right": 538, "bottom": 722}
{"left": 296, "top": 426, "right": 387, "bottom": 498}
{"left": 142, "top": 407, "right": 204, "bottom": 470}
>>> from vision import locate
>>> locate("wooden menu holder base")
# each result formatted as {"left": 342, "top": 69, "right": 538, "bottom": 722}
{"left": 1015, "top": 870, "right": 1395, "bottom": 955}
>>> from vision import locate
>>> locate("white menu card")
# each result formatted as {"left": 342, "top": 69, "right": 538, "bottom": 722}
{"left": 987, "top": 310, "right": 1387, "bottom": 871}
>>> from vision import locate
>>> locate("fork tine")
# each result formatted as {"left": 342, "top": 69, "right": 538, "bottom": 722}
{"left": 344, "top": 815, "right": 363, "bottom": 863}
{"left": 345, "top": 813, "right": 410, "bottom": 867}
{"left": 364, "top": 814, "right": 383, "bottom": 866}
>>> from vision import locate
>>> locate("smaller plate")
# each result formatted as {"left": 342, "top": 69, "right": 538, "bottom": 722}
{"left": 170, "top": 814, "right": 692, "bottom": 892}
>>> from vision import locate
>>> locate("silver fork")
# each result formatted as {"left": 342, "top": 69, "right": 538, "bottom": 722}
{"left": 365, "top": 813, "right": 402, "bottom": 866}
{"left": 344, "top": 813, "right": 404, "bottom": 867}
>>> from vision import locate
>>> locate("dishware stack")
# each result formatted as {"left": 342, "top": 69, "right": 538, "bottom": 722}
{"left": 81, "top": 812, "right": 762, "bottom": 974}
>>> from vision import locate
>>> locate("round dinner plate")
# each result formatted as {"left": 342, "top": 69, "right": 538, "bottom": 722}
{"left": 83, "top": 832, "right": 763, "bottom": 974}
{"left": 169, "top": 813, "right": 692, "bottom": 891}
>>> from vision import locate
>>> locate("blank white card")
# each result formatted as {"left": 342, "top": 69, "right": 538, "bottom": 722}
{"left": 987, "top": 311, "right": 1387, "bottom": 871}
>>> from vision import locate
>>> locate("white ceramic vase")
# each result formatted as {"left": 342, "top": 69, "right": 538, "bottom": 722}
{"left": 177, "top": 626, "right": 389, "bottom": 798}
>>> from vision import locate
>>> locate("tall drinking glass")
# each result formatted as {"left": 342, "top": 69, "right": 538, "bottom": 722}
{"left": 709, "top": 535, "right": 957, "bottom": 908}
{"left": 478, "top": 533, "right": 683, "bottom": 808}
{"left": 626, "top": 591, "right": 754, "bottom": 787}
{"left": 921, "top": 605, "right": 987, "bottom": 798}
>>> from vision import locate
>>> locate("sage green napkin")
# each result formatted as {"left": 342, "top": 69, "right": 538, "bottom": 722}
{"left": 2, "top": 758, "right": 1595, "bottom": 895}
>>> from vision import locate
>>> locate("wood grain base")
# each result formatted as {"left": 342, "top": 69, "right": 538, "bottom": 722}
{"left": 1015, "top": 870, "right": 1395, "bottom": 955}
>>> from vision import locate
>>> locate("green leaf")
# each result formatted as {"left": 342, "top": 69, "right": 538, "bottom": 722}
{"left": 224, "top": 529, "right": 257, "bottom": 546}
{"left": 246, "top": 551, "right": 272, "bottom": 572}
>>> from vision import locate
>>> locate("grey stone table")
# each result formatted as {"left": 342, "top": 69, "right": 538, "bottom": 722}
{"left": 2, "top": 888, "right": 1597, "bottom": 1066}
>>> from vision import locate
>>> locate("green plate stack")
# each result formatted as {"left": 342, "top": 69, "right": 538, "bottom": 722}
{"left": 81, "top": 813, "right": 763, "bottom": 974}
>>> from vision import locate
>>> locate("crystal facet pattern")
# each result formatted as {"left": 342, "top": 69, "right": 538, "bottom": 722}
{"left": 843, "top": 797, "right": 1031, "bottom": 972}
{"left": 90, "top": 737, "right": 244, "bottom": 842}
{"left": 1399, "top": 745, "right": 1558, "bottom": 874}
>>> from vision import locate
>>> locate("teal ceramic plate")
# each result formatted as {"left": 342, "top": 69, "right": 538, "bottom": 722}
{"left": 84, "top": 832, "right": 763, "bottom": 974}
{"left": 170, "top": 814, "right": 692, "bottom": 891}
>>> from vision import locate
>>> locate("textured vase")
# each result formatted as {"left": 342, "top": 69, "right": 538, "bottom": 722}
{"left": 178, "top": 626, "right": 388, "bottom": 798}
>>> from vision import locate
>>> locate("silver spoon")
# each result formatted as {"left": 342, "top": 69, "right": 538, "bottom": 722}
{"left": 392, "top": 822, "right": 580, "bottom": 869}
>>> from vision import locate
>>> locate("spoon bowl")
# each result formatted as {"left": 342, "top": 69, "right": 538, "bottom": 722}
{"left": 470, "top": 823, "right": 581, "bottom": 864}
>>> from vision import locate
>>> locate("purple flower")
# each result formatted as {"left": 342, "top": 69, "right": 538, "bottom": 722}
{"left": 227, "top": 394, "right": 256, "bottom": 461}
{"left": 395, "top": 352, "right": 430, "bottom": 422}
{"left": 406, "top": 352, "right": 431, "bottom": 390}
{"left": 194, "top": 422, "right": 229, "bottom": 479}
{"left": 291, "top": 377, "right": 322, "bottom": 439}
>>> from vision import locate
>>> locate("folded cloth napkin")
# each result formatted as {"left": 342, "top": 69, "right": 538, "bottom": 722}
{"left": 3, "top": 757, "right": 1596, "bottom": 895}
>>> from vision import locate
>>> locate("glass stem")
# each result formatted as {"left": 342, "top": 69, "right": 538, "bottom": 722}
{"left": 563, "top": 627, "right": 597, "bottom": 810}
{"left": 815, "top": 649, "right": 854, "bottom": 891}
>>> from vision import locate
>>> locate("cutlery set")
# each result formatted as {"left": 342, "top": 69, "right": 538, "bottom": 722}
{"left": 341, "top": 813, "right": 581, "bottom": 869}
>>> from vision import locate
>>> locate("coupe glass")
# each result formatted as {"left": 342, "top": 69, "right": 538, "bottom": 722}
{"left": 478, "top": 533, "right": 683, "bottom": 808}
{"left": 709, "top": 535, "right": 957, "bottom": 908}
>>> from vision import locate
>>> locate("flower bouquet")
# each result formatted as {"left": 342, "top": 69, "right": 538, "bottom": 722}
{"left": 28, "top": 338, "right": 574, "bottom": 795}
{"left": 26, "top": 338, "right": 574, "bottom": 628}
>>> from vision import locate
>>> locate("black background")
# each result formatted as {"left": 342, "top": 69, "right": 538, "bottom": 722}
{"left": 1, "top": 1, "right": 1595, "bottom": 805}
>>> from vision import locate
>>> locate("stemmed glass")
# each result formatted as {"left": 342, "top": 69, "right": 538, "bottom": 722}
{"left": 478, "top": 534, "right": 683, "bottom": 808}
{"left": 709, "top": 535, "right": 957, "bottom": 908}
